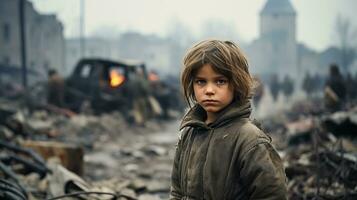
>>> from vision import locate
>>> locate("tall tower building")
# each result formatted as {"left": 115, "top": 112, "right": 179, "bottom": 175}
{"left": 258, "top": 0, "right": 297, "bottom": 76}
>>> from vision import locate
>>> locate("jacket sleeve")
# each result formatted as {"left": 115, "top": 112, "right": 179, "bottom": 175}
{"left": 240, "top": 141, "right": 287, "bottom": 200}
{"left": 170, "top": 135, "right": 184, "bottom": 200}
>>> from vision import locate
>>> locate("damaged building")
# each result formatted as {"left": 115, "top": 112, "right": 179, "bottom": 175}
{"left": 0, "top": 0, "right": 65, "bottom": 78}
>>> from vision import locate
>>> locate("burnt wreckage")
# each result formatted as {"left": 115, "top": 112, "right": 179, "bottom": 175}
{"left": 65, "top": 59, "right": 143, "bottom": 112}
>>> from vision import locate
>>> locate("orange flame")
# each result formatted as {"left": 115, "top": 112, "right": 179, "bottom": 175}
{"left": 148, "top": 72, "right": 159, "bottom": 82}
{"left": 110, "top": 70, "right": 125, "bottom": 87}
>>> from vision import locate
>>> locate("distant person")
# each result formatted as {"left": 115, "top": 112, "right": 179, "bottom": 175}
{"left": 312, "top": 73, "right": 324, "bottom": 94}
{"left": 170, "top": 39, "right": 287, "bottom": 200}
{"left": 47, "top": 69, "right": 65, "bottom": 107}
{"left": 302, "top": 72, "right": 313, "bottom": 97}
{"left": 252, "top": 75, "right": 264, "bottom": 108}
{"left": 148, "top": 71, "right": 169, "bottom": 118}
{"left": 129, "top": 67, "right": 150, "bottom": 126}
{"left": 281, "top": 75, "right": 294, "bottom": 99}
{"left": 151, "top": 81, "right": 171, "bottom": 118}
{"left": 353, "top": 72, "right": 357, "bottom": 100}
{"left": 269, "top": 73, "right": 280, "bottom": 101}
{"left": 324, "top": 64, "right": 346, "bottom": 111}
{"left": 346, "top": 72, "right": 357, "bottom": 101}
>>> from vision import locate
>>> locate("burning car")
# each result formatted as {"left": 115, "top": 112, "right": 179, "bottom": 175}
{"left": 64, "top": 58, "right": 149, "bottom": 114}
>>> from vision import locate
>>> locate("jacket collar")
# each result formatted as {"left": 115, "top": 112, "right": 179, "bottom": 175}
{"left": 180, "top": 100, "right": 251, "bottom": 130}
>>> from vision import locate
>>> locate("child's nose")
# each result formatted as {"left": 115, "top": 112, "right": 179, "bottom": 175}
{"left": 205, "top": 83, "right": 215, "bottom": 95}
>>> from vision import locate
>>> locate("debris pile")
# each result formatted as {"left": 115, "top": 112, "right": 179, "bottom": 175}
{"left": 0, "top": 98, "right": 177, "bottom": 200}
{"left": 264, "top": 102, "right": 357, "bottom": 199}
{"left": 1, "top": 95, "right": 357, "bottom": 199}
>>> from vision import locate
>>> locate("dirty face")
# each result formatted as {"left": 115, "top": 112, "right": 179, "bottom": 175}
{"left": 193, "top": 64, "right": 234, "bottom": 122}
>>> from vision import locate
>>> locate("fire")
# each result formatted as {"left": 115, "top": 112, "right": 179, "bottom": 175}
{"left": 148, "top": 72, "right": 159, "bottom": 82}
{"left": 110, "top": 70, "right": 125, "bottom": 87}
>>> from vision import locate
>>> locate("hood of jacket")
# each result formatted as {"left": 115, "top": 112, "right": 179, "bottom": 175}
{"left": 180, "top": 99, "right": 251, "bottom": 130}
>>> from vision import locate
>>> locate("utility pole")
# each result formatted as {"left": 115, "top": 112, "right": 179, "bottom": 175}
{"left": 19, "top": 0, "right": 27, "bottom": 89}
{"left": 79, "top": 0, "right": 85, "bottom": 58}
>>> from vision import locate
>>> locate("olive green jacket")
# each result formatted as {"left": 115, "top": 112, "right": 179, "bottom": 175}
{"left": 170, "top": 101, "right": 287, "bottom": 200}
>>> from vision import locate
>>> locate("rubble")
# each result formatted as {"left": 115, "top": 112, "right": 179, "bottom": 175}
{"left": 1, "top": 92, "right": 357, "bottom": 199}
{"left": 21, "top": 140, "right": 84, "bottom": 176}
{"left": 263, "top": 100, "right": 357, "bottom": 199}
{"left": 0, "top": 101, "right": 177, "bottom": 199}
{"left": 322, "top": 110, "right": 357, "bottom": 137}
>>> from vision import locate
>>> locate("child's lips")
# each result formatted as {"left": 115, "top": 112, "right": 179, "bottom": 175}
{"left": 202, "top": 100, "right": 219, "bottom": 105}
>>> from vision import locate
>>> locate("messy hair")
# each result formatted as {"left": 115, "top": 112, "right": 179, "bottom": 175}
{"left": 181, "top": 39, "right": 253, "bottom": 107}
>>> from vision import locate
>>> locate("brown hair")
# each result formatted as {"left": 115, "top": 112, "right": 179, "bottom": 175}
{"left": 181, "top": 39, "right": 253, "bottom": 107}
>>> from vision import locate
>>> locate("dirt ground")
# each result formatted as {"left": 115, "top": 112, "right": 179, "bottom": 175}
{"left": 82, "top": 119, "right": 181, "bottom": 199}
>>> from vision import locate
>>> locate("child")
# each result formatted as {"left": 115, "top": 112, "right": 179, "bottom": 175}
{"left": 170, "top": 39, "right": 287, "bottom": 200}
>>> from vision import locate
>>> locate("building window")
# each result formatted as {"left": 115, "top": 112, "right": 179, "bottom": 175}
{"left": 3, "top": 23, "right": 10, "bottom": 42}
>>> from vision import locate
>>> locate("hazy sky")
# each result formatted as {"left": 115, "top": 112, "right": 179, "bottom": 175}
{"left": 29, "top": 0, "right": 357, "bottom": 51}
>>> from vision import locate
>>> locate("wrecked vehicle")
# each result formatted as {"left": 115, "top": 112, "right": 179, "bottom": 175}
{"left": 64, "top": 58, "right": 150, "bottom": 115}
{"left": 2, "top": 59, "right": 183, "bottom": 120}
{"left": 61, "top": 58, "right": 184, "bottom": 120}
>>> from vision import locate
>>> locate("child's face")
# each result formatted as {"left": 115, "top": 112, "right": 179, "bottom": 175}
{"left": 193, "top": 64, "right": 234, "bottom": 115}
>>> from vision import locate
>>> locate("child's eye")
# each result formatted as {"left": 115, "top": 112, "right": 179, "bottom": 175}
{"left": 195, "top": 80, "right": 206, "bottom": 85}
{"left": 216, "top": 79, "right": 228, "bottom": 85}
